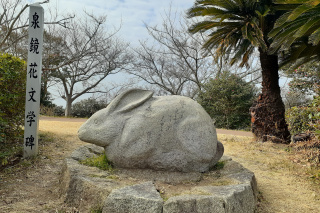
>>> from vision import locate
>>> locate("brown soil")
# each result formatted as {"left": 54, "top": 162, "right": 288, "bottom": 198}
{"left": 0, "top": 120, "right": 87, "bottom": 212}
{"left": 0, "top": 118, "right": 319, "bottom": 212}
{"left": 219, "top": 134, "right": 320, "bottom": 213}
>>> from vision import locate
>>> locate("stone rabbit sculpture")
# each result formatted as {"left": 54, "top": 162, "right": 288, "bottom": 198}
{"left": 78, "top": 89, "right": 224, "bottom": 172}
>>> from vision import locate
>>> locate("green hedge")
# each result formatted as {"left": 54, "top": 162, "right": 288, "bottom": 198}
{"left": 0, "top": 53, "right": 26, "bottom": 143}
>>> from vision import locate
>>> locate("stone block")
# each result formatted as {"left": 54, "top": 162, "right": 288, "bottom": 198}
{"left": 103, "top": 182, "right": 163, "bottom": 213}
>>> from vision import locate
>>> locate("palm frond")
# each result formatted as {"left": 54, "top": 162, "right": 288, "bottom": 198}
{"left": 309, "top": 27, "right": 320, "bottom": 45}
{"left": 275, "top": 0, "right": 318, "bottom": 4}
{"left": 280, "top": 40, "right": 320, "bottom": 68}
{"left": 188, "top": 0, "right": 273, "bottom": 67}
{"left": 273, "top": 12, "right": 292, "bottom": 28}
{"left": 294, "top": 16, "right": 320, "bottom": 38}
{"left": 187, "top": 6, "right": 229, "bottom": 18}
{"left": 269, "top": 1, "right": 320, "bottom": 55}
{"left": 269, "top": 18, "right": 308, "bottom": 52}
{"left": 189, "top": 21, "right": 240, "bottom": 34}
{"left": 287, "top": 1, "right": 318, "bottom": 21}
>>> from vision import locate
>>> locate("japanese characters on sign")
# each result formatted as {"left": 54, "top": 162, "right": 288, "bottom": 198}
{"left": 29, "top": 62, "right": 38, "bottom": 78}
{"left": 30, "top": 38, "right": 40, "bottom": 54}
{"left": 24, "top": 4, "right": 44, "bottom": 158}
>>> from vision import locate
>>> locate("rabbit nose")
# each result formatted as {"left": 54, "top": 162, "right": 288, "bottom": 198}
{"left": 78, "top": 126, "right": 87, "bottom": 141}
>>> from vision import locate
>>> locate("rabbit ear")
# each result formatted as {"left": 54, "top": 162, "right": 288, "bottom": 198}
{"left": 108, "top": 89, "right": 154, "bottom": 113}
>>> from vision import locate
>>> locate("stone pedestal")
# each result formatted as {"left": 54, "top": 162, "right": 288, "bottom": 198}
{"left": 60, "top": 144, "right": 257, "bottom": 212}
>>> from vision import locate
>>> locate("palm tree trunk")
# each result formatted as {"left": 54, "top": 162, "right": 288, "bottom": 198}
{"left": 250, "top": 49, "right": 291, "bottom": 143}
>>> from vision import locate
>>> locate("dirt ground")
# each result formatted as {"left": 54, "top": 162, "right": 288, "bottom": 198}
{"left": 219, "top": 134, "right": 320, "bottom": 213}
{"left": 0, "top": 117, "right": 319, "bottom": 212}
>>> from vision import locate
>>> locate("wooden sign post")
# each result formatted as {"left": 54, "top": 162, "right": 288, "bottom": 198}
{"left": 23, "top": 4, "right": 44, "bottom": 158}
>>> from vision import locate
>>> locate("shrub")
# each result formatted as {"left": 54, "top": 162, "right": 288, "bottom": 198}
{"left": 53, "top": 105, "right": 65, "bottom": 117}
{"left": 40, "top": 105, "right": 65, "bottom": 117}
{"left": 0, "top": 53, "right": 26, "bottom": 143}
{"left": 71, "top": 98, "right": 107, "bottom": 118}
{"left": 198, "top": 71, "right": 257, "bottom": 130}
{"left": 286, "top": 96, "right": 320, "bottom": 135}
{"left": 0, "top": 53, "right": 26, "bottom": 166}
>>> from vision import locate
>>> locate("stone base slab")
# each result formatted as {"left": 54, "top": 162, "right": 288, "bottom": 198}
{"left": 60, "top": 144, "right": 257, "bottom": 212}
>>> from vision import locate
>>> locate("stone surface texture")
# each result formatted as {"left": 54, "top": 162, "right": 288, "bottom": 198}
{"left": 60, "top": 145, "right": 257, "bottom": 213}
{"left": 163, "top": 195, "right": 225, "bottom": 213}
{"left": 78, "top": 88, "right": 224, "bottom": 173}
{"left": 59, "top": 145, "right": 121, "bottom": 211}
{"left": 103, "top": 182, "right": 163, "bottom": 213}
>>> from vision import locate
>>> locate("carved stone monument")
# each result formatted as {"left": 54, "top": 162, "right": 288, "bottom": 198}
{"left": 78, "top": 88, "right": 224, "bottom": 172}
{"left": 62, "top": 90, "right": 256, "bottom": 212}
{"left": 24, "top": 4, "right": 44, "bottom": 157}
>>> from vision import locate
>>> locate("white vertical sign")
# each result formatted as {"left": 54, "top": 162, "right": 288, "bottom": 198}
{"left": 24, "top": 4, "right": 44, "bottom": 158}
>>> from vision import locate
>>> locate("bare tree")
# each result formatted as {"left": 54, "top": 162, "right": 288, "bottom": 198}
{"left": 128, "top": 11, "right": 219, "bottom": 98}
{"left": 129, "top": 11, "right": 262, "bottom": 98}
{"left": 0, "top": 0, "right": 72, "bottom": 53}
{"left": 0, "top": 0, "right": 79, "bottom": 107}
{"left": 50, "top": 13, "right": 131, "bottom": 116}
{"left": 0, "top": 0, "right": 29, "bottom": 52}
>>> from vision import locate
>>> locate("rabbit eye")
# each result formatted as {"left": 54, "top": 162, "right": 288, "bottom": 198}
{"left": 94, "top": 119, "right": 99, "bottom": 125}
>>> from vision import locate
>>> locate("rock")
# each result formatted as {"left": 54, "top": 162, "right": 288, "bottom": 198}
{"left": 114, "top": 168, "right": 202, "bottom": 184}
{"left": 163, "top": 161, "right": 257, "bottom": 213}
{"left": 163, "top": 184, "right": 256, "bottom": 213}
{"left": 102, "top": 182, "right": 163, "bottom": 213}
{"left": 163, "top": 195, "right": 225, "bottom": 213}
{"left": 291, "top": 133, "right": 312, "bottom": 143}
{"left": 61, "top": 145, "right": 256, "bottom": 212}
{"left": 70, "top": 144, "right": 105, "bottom": 161}
{"left": 60, "top": 158, "right": 113, "bottom": 211}
{"left": 59, "top": 144, "right": 120, "bottom": 212}
{"left": 194, "top": 184, "right": 256, "bottom": 213}
{"left": 78, "top": 88, "right": 224, "bottom": 172}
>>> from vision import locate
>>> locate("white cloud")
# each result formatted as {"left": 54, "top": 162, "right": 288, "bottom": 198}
{"left": 39, "top": 0, "right": 195, "bottom": 46}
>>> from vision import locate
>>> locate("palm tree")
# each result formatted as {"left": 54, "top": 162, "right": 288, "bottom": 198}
{"left": 187, "top": 0, "right": 291, "bottom": 143}
{"left": 269, "top": 0, "right": 320, "bottom": 68}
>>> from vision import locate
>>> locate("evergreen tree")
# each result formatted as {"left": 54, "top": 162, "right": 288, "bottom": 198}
{"left": 198, "top": 71, "right": 257, "bottom": 130}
